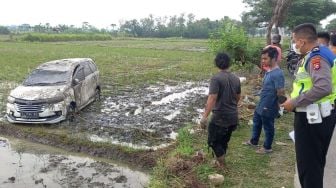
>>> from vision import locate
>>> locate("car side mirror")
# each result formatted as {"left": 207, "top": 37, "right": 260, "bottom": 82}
{"left": 72, "top": 78, "right": 80, "bottom": 85}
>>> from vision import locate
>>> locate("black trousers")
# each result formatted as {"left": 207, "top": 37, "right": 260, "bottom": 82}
{"left": 208, "top": 121, "right": 237, "bottom": 158}
{"left": 294, "top": 111, "right": 336, "bottom": 188}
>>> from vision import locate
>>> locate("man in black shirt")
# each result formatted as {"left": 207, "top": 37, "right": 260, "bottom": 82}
{"left": 200, "top": 52, "right": 241, "bottom": 167}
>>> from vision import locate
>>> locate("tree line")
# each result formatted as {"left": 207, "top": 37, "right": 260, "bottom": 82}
{"left": 0, "top": 14, "right": 238, "bottom": 39}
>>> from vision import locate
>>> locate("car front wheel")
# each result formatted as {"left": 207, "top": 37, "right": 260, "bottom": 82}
{"left": 95, "top": 88, "right": 101, "bottom": 101}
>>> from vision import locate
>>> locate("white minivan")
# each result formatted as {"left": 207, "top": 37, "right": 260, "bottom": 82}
{"left": 6, "top": 58, "right": 100, "bottom": 124}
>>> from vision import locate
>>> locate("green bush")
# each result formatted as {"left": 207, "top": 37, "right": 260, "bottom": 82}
{"left": 209, "top": 21, "right": 248, "bottom": 63}
{"left": 245, "top": 39, "right": 264, "bottom": 66}
{"left": 209, "top": 21, "right": 265, "bottom": 67}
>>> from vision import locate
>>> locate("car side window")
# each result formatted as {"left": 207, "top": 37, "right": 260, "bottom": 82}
{"left": 84, "top": 63, "right": 93, "bottom": 77}
{"left": 88, "top": 61, "right": 97, "bottom": 72}
{"left": 73, "top": 67, "right": 85, "bottom": 82}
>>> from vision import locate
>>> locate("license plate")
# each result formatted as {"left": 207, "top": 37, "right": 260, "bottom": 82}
{"left": 21, "top": 112, "right": 39, "bottom": 119}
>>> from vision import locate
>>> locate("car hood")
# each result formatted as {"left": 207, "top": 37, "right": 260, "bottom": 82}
{"left": 10, "top": 85, "right": 68, "bottom": 101}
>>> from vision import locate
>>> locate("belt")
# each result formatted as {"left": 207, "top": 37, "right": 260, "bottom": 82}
{"left": 295, "top": 104, "right": 335, "bottom": 112}
{"left": 295, "top": 106, "right": 307, "bottom": 112}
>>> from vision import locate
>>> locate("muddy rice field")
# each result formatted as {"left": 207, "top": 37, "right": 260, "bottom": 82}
{"left": 1, "top": 81, "right": 208, "bottom": 149}
{"left": 0, "top": 80, "right": 210, "bottom": 187}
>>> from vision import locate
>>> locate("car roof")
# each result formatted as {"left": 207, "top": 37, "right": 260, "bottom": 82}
{"left": 37, "top": 58, "right": 93, "bottom": 72}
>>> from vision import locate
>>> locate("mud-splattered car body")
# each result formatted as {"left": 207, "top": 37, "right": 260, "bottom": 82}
{"left": 6, "top": 58, "right": 100, "bottom": 124}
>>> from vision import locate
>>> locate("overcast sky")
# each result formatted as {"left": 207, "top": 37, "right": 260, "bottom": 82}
{"left": 0, "top": 0, "right": 248, "bottom": 28}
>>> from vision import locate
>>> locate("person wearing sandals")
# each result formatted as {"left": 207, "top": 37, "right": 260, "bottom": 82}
{"left": 244, "top": 46, "right": 285, "bottom": 154}
{"left": 200, "top": 52, "right": 241, "bottom": 168}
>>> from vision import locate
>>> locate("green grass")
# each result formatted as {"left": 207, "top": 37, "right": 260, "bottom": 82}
{"left": 0, "top": 38, "right": 213, "bottom": 87}
{"left": 174, "top": 127, "right": 196, "bottom": 156}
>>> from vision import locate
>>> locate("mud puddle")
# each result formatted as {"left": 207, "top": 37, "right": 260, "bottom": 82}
{"left": 0, "top": 136, "right": 148, "bottom": 188}
{"left": 62, "top": 81, "right": 208, "bottom": 149}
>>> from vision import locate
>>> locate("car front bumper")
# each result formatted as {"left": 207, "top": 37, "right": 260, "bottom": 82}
{"left": 6, "top": 101, "right": 67, "bottom": 124}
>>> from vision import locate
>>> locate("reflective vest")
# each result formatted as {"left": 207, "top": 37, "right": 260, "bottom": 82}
{"left": 290, "top": 46, "right": 336, "bottom": 104}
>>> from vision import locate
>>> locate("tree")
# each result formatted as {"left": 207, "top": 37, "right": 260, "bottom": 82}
{"left": 18, "top": 24, "right": 32, "bottom": 32}
{"left": 140, "top": 14, "right": 155, "bottom": 37}
{"left": 187, "top": 13, "right": 195, "bottom": 25}
{"left": 33, "top": 24, "right": 44, "bottom": 32}
{"left": 110, "top": 23, "right": 117, "bottom": 31}
{"left": 266, "top": 0, "right": 293, "bottom": 44}
{"left": 56, "top": 24, "right": 69, "bottom": 33}
{"left": 326, "top": 18, "right": 336, "bottom": 31}
{"left": 242, "top": 0, "right": 274, "bottom": 27}
{"left": 154, "top": 16, "right": 169, "bottom": 38}
{"left": 242, "top": 0, "right": 336, "bottom": 47}
{"left": 82, "top": 22, "right": 89, "bottom": 32}
{"left": 243, "top": 0, "right": 336, "bottom": 33}
{"left": 285, "top": 0, "right": 336, "bottom": 29}
{"left": 177, "top": 13, "right": 186, "bottom": 37}
{"left": 119, "top": 19, "right": 142, "bottom": 37}
{"left": 184, "top": 18, "right": 213, "bottom": 38}
{"left": 45, "top": 23, "right": 51, "bottom": 32}
{"left": 241, "top": 12, "right": 258, "bottom": 36}
{"left": 0, "top": 26, "right": 10, "bottom": 34}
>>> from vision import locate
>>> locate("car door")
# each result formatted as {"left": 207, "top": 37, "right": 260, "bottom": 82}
{"left": 72, "top": 65, "right": 85, "bottom": 108}
{"left": 88, "top": 60, "right": 99, "bottom": 87}
{"left": 82, "top": 62, "right": 96, "bottom": 105}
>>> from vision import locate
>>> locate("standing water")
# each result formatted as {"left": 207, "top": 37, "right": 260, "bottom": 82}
{"left": 0, "top": 136, "right": 149, "bottom": 188}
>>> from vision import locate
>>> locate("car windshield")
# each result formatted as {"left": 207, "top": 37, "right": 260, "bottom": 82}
{"left": 23, "top": 69, "right": 70, "bottom": 86}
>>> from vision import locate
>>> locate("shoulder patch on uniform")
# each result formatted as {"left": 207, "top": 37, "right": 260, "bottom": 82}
{"left": 312, "top": 47, "right": 320, "bottom": 52}
{"left": 311, "top": 56, "right": 321, "bottom": 70}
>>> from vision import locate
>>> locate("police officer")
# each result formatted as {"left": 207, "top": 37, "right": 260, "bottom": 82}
{"left": 281, "top": 23, "right": 336, "bottom": 188}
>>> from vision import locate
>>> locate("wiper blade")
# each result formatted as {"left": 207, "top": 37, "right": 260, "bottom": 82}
{"left": 53, "top": 81, "right": 67, "bottom": 84}
{"left": 28, "top": 83, "right": 51, "bottom": 86}
{"left": 24, "top": 81, "right": 66, "bottom": 86}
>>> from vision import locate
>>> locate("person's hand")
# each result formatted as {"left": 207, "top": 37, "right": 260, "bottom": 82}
{"left": 200, "top": 117, "right": 208, "bottom": 129}
{"left": 280, "top": 98, "right": 294, "bottom": 112}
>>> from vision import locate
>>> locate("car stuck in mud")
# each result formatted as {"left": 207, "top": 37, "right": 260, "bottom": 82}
{"left": 6, "top": 58, "right": 100, "bottom": 124}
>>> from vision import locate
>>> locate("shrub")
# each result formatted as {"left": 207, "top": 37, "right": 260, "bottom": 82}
{"left": 209, "top": 21, "right": 264, "bottom": 67}
{"left": 209, "top": 21, "right": 248, "bottom": 64}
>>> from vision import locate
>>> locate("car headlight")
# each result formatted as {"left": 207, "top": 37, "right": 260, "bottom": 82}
{"left": 45, "top": 100, "right": 65, "bottom": 111}
{"left": 7, "top": 96, "right": 15, "bottom": 104}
